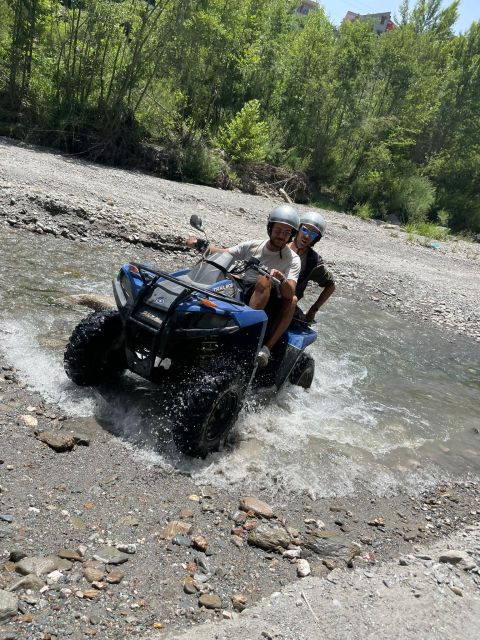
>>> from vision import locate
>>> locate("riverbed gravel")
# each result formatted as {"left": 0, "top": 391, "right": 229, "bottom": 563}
{"left": 0, "top": 137, "right": 480, "bottom": 639}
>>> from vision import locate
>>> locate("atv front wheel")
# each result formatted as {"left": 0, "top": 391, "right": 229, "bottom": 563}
{"left": 289, "top": 353, "right": 315, "bottom": 389}
{"left": 171, "top": 370, "right": 244, "bottom": 458}
{"left": 64, "top": 310, "right": 126, "bottom": 386}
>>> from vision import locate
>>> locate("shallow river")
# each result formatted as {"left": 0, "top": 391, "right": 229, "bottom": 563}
{"left": 1, "top": 227, "right": 479, "bottom": 497}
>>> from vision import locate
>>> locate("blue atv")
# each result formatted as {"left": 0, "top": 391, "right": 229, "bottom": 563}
{"left": 64, "top": 215, "right": 317, "bottom": 457}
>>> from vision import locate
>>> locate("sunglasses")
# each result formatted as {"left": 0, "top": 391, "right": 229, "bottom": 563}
{"left": 300, "top": 225, "right": 320, "bottom": 239}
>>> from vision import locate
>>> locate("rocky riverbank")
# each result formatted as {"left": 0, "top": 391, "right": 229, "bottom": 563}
{"left": 1, "top": 352, "right": 479, "bottom": 638}
{"left": 0, "top": 137, "right": 480, "bottom": 638}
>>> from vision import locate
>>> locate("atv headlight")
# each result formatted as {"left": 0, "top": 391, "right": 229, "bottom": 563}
{"left": 119, "top": 271, "right": 131, "bottom": 300}
{"left": 177, "top": 312, "right": 235, "bottom": 330}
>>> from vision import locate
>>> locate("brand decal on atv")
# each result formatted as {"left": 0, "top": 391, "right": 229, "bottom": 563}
{"left": 138, "top": 310, "right": 163, "bottom": 325}
{"left": 212, "top": 284, "right": 235, "bottom": 296}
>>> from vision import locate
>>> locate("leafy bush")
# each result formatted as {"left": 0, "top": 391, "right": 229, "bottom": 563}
{"left": 180, "top": 141, "right": 226, "bottom": 186}
{"left": 436, "top": 209, "right": 450, "bottom": 227}
{"left": 352, "top": 202, "right": 373, "bottom": 220}
{"left": 390, "top": 173, "right": 435, "bottom": 224}
{"left": 216, "top": 100, "right": 269, "bottom": 164}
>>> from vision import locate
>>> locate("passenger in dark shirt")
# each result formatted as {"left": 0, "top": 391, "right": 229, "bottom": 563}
{"left": 289, "top": 211, "right": 335, "bottom": 324}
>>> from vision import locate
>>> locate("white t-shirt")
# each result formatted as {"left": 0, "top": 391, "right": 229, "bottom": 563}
{"left": 227, "top": 239, "right": 301, "bottom": 285}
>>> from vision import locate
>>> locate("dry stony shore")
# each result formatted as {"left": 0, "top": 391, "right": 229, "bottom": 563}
{"left": 0, "top": 138, "right": 480, "bottom": 639}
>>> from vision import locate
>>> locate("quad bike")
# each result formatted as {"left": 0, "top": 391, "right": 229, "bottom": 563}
{"left": 64, "top": 215, "right": 317, "bottom": 457}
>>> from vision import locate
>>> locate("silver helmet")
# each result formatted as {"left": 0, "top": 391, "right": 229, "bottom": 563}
{"left": 267, "top": 205, "right": 300, "bottom": 239}
{"left": 299, "top": 211, "right": 327, "bottom": 240}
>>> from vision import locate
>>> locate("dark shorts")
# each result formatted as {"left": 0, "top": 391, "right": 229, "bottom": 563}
{"left": 241, "top": 283, "right": 283, "bottom": 319}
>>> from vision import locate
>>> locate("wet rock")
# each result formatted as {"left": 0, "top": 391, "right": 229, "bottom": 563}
{"left": 35, "top": 431, "right": 76, "bottom": 452}
{"left": 15, "top": 556, "right": 57, "bottom": 577}
{"left": 439, "top": 550, "right": 476, "bottom": 571}
{"left": 247, "top": 524, "right": 290, "bottom": 552}
{"left": 93, "top": 545, "right": 129, "bottom": 565}
{"left": 72, "top": 431, "right": 90, "bottom": 447}
{"left": 239, "top": 497, "right": 274, "bottom": 519}
{"left": 0, "top": 590, "right": 18, "bottom": 621}
{"left": 305, "top": 532, "right": 361, "bottom": 565}
{"left": 198, "top": 594, "right": 222, "bottom": 610}
{"left": 159, "top": 521, "right": 193, "bottom": 539}
{"left": 57, "top": 293, "right": 116, "bottom": 312}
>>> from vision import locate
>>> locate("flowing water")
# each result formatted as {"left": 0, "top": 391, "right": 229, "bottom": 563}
{"left": 1, "top": 227, "right": 479, "bottom": 497}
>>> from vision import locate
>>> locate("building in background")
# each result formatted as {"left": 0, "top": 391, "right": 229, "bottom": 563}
{"left": 343, "top": 10, "right": 395, "bottom": 33}
{"left": 296, "top": 1, "right": 319, "bottom": 17}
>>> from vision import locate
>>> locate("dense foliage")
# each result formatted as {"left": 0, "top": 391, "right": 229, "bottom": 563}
{"left": 0, "top": 0, "right": 478, "bottom": 232}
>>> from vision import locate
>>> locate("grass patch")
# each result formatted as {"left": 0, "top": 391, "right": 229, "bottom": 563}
{"left": 402, "top": 222, "right": 450, "bottom": 241}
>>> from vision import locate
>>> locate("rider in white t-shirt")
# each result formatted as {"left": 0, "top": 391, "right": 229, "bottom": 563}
{"left": 186, "top": 205, "right": 300, "bottom": 367}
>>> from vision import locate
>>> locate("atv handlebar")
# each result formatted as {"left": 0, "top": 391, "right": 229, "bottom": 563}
{"left": 233, "top": 257, "right": 282, "bottom": 287}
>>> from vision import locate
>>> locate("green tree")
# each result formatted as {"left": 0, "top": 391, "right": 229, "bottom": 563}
{"left": 216, "top": 99, "right": 268, "bottom": 163}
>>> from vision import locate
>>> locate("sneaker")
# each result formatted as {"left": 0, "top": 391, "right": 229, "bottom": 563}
{"left": 256, "top": 345, "right": 271, "bottom": 368}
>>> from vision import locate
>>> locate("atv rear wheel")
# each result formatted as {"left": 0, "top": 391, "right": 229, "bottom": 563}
{"left": 171, "top": 370, "right": 244, "bottom": 458}
{"left": 289, "top": 353, "right": 315, "bottom": 389}
{"left": 64, "top": 310, "right": 126, "bottom": 386}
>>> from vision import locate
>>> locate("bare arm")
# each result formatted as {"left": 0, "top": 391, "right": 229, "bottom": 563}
{"left": 186, "top": 236, "right": 227, "bottom": 254}
{"left": 306, "top": 283, "right": 336, "bottom": 322}
{"left": 270, "top": 268, "right": 295, "bottom": 300}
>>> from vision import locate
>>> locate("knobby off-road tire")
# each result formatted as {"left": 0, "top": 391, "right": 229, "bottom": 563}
{"left": 172, "top": 369, "right": 245, "bottom": 458}
{"left": 289, "top": 353, "right": 315, "bottom": 389}
{"left": 64, "top": 310, "right": 126, "bottom": 386}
